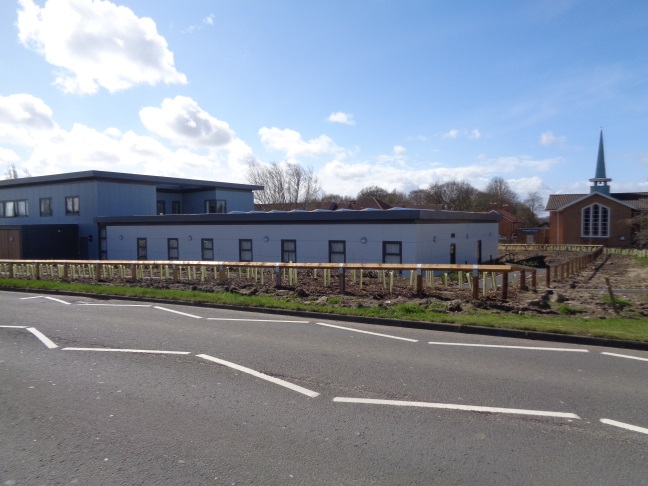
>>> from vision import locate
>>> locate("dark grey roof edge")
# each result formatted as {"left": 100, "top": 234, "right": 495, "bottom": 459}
{"left": 95, "top": 208, "right": 501, "bottom": 225}
{"left": 0, "top": 170, "right": 263, "bottom": 191}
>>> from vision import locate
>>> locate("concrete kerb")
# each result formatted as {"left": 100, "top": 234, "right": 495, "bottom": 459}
{"left": 4, "top": 286, "right": 648, "bottom": 352}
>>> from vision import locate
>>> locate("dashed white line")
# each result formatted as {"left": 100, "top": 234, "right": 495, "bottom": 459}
{"left": 428, "top": 342, "right": 589, "bottom": 352}
{"left": 78, "top": 303, "right": 153, "bottom": 307}
{"left": 63, "top": 347, "right": 191, "bottom": 355}
{"left": 600, "top": 419, "right": 648, "bottom": 435}
{"left": 333, "top": 397, "right": 581, "bottom": 419}
{"left": 316, "top": 322, "right": 418, "bottom": 342}
{"left": 26, "top": 327, "right": 58, "bottom": 349}
{"left": 0, "top": 325, "right": 28, "bottom": 328}
{"left": 601, "top": 352, "right": 648, "bottom": 362}
{"left": 207, "top": 318, "right": 309, "bottom": 323}
{"left": 153, "top": 306, "right": 203, "bottom": 319}
{"left": 196, "top": 354, "right": 320, "bottom": 398}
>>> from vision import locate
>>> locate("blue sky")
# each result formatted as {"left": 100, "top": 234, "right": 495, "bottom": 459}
{"left": 1, "top": 0, "right": 647, "bottom": 207}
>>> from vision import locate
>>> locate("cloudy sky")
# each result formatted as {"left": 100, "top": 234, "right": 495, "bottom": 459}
{"left": 1, "top": 0, "right": 647, "bottom": 207}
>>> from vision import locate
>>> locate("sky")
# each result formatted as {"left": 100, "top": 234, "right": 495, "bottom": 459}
{"left": 1, "top": 0, "right": 647, "bottom": 209}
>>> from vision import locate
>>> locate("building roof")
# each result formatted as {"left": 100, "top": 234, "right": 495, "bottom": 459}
{"left": 0, "top": 170, "right": 263, "bottom": 192}
{"left": 546, "top": 192, "right": 648, "bottom": 211}
{"left": 96, "top": 207, "right": 502, "bottom": 226}
{"left": 489, "top": 208, "right": 522, "bottom": 223}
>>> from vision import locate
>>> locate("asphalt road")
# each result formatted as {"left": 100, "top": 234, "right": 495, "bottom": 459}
{"left": 1, "top": 290, "right": 647, "bottom": 485}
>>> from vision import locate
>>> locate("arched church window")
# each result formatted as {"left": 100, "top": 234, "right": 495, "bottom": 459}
{"left": 582, "top": 203, "right": 609, "bottom": 237}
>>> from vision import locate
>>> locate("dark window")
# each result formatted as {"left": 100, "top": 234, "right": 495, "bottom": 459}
{"left": 450, "top": 243, "right": 456, "bottom": 264}
{"left": 65, "top": 196, "right": 79, "bottom": 215}
{"left": 157, "top": 200, "right": 166, "bottom": 214}
{"left": 172, "top": 201, "right": 181, "bottom": 214}
{"left": 239, "top": 239, "right": 253, "bottom": 262}
{"left": 0, "top": 200, "right": 28, "bottom": 218}
{"left": 168, "top": 238, "right": 179, "bottom": 260}
{"left": 477, "top": 240, "right": 482, "bottom": 264}
{"left": 582, "top": 203, "right": 609, "bottom": 237}
{"left": 329, "top": 240, "right": 346, "bottom": 263}
{"left": 100, "top": 226, "right": 107, "bottom": 260}
{"left": 201, "top": 238, "right": 214, "bottom": 260}
{"left": 281, "top": 239, "right": 296, "bottom": 263}
{"left": 382, "top": 241, "right": 402, "bottom": 264}
{"left": 205, "top": 199, "right": 226, "bottom": 213}
{"left": 40, "top": 198, "right": 52, "bottom": 217}
{"left": 137, "top": 238, "right": 148, "bottom": 260}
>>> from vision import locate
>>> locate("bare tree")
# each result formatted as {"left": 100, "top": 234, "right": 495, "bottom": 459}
{"left": 474, "top": 177, "right": 519, "bottom": 211}
{"left": 628, "top": 212, "right": 648, "bottom": 249}
{"left": 427, "top": 181, "right": 480, "bottom": 211}
{"left": 246, "top": 162, "right": 322, "bottom": 207}
{"left": 356, "top": 186, "right": 408, "bottom": 206}
{"left": 3, "top": 163, "right": 31, "bottom": 180}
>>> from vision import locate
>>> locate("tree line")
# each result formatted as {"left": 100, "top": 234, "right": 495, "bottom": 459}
{"left": 246, "top": 162, "right": 544, "bottom": 226}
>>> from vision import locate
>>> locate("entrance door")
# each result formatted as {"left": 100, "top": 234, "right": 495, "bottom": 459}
{"left": 0, "top": 229, "right": 21, "bottom": 259}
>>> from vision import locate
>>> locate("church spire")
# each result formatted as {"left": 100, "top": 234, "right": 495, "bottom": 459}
{"left": 589, "top": 129, "right": 611, "bottom": 195}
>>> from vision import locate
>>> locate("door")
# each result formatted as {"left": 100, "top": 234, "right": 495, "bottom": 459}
{"left": 0, "top": 229, "right": 21, "bottom": 259}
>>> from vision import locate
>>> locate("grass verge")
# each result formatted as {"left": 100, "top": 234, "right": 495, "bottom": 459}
{"left": 2, "top": 278, "right": 647, "bottom": 343}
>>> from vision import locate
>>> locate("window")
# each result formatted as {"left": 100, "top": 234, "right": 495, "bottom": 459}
{"left": 40, "top": 198, "right": 52, "bottom": 217}
{"left": 0, "top": 199, "right": 28, "bottom": 218}
{"left": 329, "top": 240, "right": 346, "bottom": 263}
{"left": 383, "top": 241, "right": 402, "bottom": 264}
{"left": 157, "top": 200, "right": 166, "bottom": 215}
{"left": 450, "top": 243, "right": 456, "bottom": 264}
{"left": 65, "top": 196, "right": 79, "bottom": 215}
{"left": 201, "top": 238, "right": 214, "bottom": 260}
{"left": 100, "top": 226, "right": 107, "bottom": 260}
{"left": 168, "top": 238, "right": 179, "bottom": 260}
{"left": 239, "top": 239, "right": 253, "bottom": 262}
{"left": 281, "top": 239, "right": 296, "bottom": 263}
{"left": 172, "top": 201, "right": 181, "bottom": 214}
{"left": 205, "top": 199, "right": 226, "bottom": 213}
{"left": 582, "top": 203, "right": 610, "bottom": 237}
{"left": 137, "top": 238, "right": 148, "bottom": 260}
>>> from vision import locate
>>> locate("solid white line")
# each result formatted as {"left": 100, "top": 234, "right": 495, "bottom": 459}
{"left": 601, "top": 352, "right": 648, "bottom": 362}
{"left": 44, "top": 296, "right": 71, "bottom": 305}
{"left": 0, "top": 325, "right": 28, "bottom": 328}
{"left": 196, "top": 354, "right": 320, "bottom": 398}
{"left": 26, "top": 327, "right": 58, "bottom": 349}
{"left": 78, "top": 303, "right": 152, "bottom": 307}
{"left": 316, "top": 322, "right": 418, "bottom": 342}
{"left": 207, "top": 318, "right": 309, "bottom": 323}
{"left": 153, "top": 306, "right": 203, "bottom": 319}
{"left": 20, "top": 296, "right": 43, "bottom": 300}
{"left": 600, "top": 418, "right": 648, "bottom": 435}
{"left": 63, "top": 347, "right": 191, "bottom": 354}
{"left": 333, "top": 397, "right": 581, "bottom": 419}
{"left": 428, "top": 342, "right": 588, "bottom": 352}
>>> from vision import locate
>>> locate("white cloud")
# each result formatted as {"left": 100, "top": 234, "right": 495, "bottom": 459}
{"left": 469, "top": 129, "right": 481, "bottom": 140}
{"left": 442, "top": 129, "right": 459, "bottom": 139}
{"left": 327, "top": 112, "right": 356, "bottom": 125}
{"left": 0, "top": 147, "right": 20, "bottom": 165}
{"left": 0, "top": 94, "right": 60, "bottom": 146}
{"left": 393, "top": 145, "right": 406, "bottom": 155}
{"left": 185, "top": 13, "right": 216, "bottom": 33}
{"left": 140, "top": 96, "right": 234, "bottom": 148}
{"left": 17, "top": 0, "right": 187, "bottom": 94}
{"left": 259, "top": 127, "right": 340, "bottom": 159}
{"left": 540, "top": 130, "right": 567, "bottom": 147}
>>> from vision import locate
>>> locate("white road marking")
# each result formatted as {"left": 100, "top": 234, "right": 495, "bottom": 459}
{"left": 316, "top": 322, "right": 418, "bottom": 342}
{"left": 20, "top": 295, "right": 71, "bottom": 305}
{"left": 63, "top": 347, "right": 191, "bottom": 355}
{"left": 601, "top": 352, "right": 648, "bottom": 362}
{"left": 78, "top": 303, "right": 152, "bottom": 307}
{"left": 153, "top": 306, "right": 203, "bottom": 319}
{"left": 428, "top": 342, "right": 589, "bottom": 352}
{"left": 26, "top": 327, "right": 58, "bottom": 349}
{"left": 333, "top": 397, "right": 581, "bottom": 419}
{"left": 0, "top": 325, "right": 28, "bottom": 328}
{"left": 20, "top": 296, "right": 43, "bottom": 300}
{"left": 207, "top": 318, "right": 309, "bottom": 323}
{"left": 196, "top": 354, "right": 320, "bottom": 398}
{"left": 600, "top": 418, "right": 648, "bottom": 435}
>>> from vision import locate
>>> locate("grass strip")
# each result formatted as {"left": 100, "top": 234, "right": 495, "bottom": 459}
{"left": 1, "top": 278, "right": 647, "bottom": 343}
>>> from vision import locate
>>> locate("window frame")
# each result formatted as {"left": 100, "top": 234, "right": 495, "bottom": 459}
{"left": 201, "top": 238, "right": 214, "bottom": 261}
{"left": 0, "top": 199, "right": 28, "bottom": 218}
{"left": 40, "top": 197, "right": 53, "bottom": 217}
{"left": 582, "top": 203, "right": 610, "bottom": 238}
{"left": 239, "top": 239, "right": 253, "bottom": 262}
{"left": 382, "top": 241, "right": 402, "bottom": 264}
{"left": 65, "top": 196, "right": 80, "bottom": 215}
{"left": 157, "top": 200, "right": 166, "bottom": 215}
{"left": 137, "top": 238, "right": 148, "bottom": 260}
{"left": 281, "top": 239, "right": 296, "bottom": 263}
{"left": 205, "top": 199, "right": 227, "bottom": 214}
{"left": 328, "top": 240, "right": 346, "bottom": 263}
{"left": 167, "top": 238, "right": 179, "bottom": 260}
{"left": 171, "top": 201, "right": 181, "bottom": 214}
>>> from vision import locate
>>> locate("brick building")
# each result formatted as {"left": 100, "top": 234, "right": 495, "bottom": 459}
{"left": 545, "top": 131, "right": 648, "bottom": 247}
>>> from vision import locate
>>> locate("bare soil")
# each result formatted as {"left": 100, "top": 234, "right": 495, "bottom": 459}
{"left": 136, "top": 251, "right": 648, "bottom": 320}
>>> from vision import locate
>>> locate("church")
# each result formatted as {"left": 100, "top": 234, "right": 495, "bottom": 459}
{"left": 545, "top": 131, "right": 648, "bottom": 247}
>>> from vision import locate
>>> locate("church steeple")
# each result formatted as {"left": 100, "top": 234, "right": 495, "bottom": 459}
{"left": 589, "top": 129, "right": 611, "bottom": 195}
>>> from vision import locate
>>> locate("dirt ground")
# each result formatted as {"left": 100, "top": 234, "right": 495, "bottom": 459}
{"left": 141, "top": 250, "right": 648, "bottom": 320}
